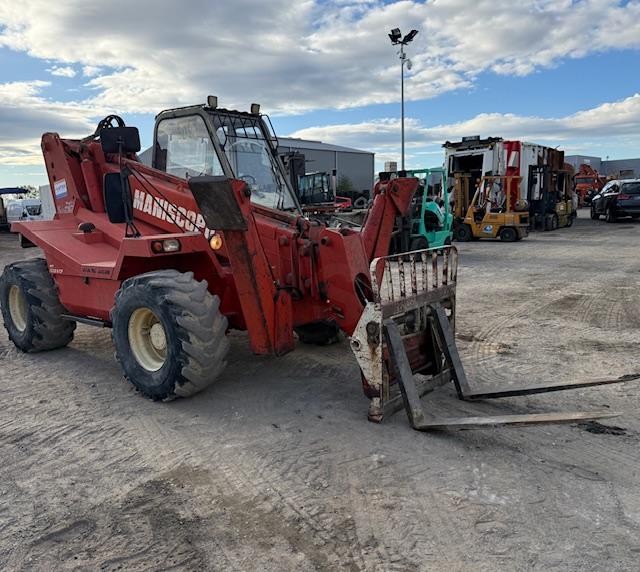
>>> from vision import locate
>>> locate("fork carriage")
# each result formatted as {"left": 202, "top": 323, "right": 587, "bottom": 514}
{"left": 350, "top": 246, "right": 636, "bottom": 430}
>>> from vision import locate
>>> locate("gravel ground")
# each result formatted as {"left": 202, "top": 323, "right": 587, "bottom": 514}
{"left": 1, "top": 211, "right": 639, "bottom": 571}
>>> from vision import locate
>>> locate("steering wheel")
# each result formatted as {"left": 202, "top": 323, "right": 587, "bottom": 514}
{"left": 82, "top": 115, "right": 127, "bottom": 143}
{"left": 238, "top": 174, "right": 257, "bottom": 186}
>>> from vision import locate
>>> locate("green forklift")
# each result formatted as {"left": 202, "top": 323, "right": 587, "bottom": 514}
{"left": 392, "top": 167, "right": 453, "bottom": 252}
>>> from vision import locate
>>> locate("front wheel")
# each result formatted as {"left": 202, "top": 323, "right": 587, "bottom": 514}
{"left": 605, "top": 207, "right": 616, "bottom": 223}
{"left": 0, "top": 258, "right": 75, "bottom": 352}
{"left": 454, "top": 224, "right": 473, "bottom": 242}
{"left": 111, "top": 270, "right": 229, "bottom": 400}
{"left": 590, "top": 206, "right": 599, "bottom": 220}
{"left": 499, "top": 227, "right": 518, "bottom": 242}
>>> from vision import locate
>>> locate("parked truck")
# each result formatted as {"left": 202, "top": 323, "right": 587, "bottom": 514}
{"left": 444, "top": 136, "right": 575, "bottom": 235}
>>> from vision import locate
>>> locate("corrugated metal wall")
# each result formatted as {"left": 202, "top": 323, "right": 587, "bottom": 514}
{"left": 277, "top": 145, "right": 374, "bottom": 195}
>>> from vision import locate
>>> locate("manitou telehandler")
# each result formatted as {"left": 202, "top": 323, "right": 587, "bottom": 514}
{"left": 1, "top": 98, "right": 636, "bottom": 431}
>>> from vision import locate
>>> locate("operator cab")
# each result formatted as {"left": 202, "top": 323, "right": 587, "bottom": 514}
{"left": 152, "top": 98, "right": 301, "bottom": 214}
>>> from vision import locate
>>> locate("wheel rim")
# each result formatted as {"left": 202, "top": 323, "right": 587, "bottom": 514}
{"left": 128, "top": 307, "right": 167, "bottom": 372}
{"left": 8, "top": 285, "right": 28, "bottom": 332}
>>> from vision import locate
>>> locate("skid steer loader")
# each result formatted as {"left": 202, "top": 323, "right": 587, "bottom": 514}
{"left": 1, "top": 98, "right": 636, "bottom": 432}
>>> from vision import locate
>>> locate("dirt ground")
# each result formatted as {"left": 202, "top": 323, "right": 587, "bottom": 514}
{"left": 1, "top": 211, "right": 639, "bottom": 571}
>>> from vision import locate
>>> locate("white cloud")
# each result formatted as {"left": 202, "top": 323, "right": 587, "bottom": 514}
{"left": 82, "top": 65, "right": 101, "bottom": 77}
{"left": 47, "top": 65, "right": 76, "bottom": 78}
{"left": 0, "top": 81, "right": 97, "bottom": 166}
{"left": 1, "top": 0, "right": 639, "bottom": 115}
{"left": 288, "top": 93, "right": 640, "bottom": 161}
{"left": 0, "top": 1, "right": 639, "bottom": 172}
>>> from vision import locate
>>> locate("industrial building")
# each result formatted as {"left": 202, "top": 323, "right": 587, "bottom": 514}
{"left": 139, "top": 137, "right": 375, "bottom": 196}
{"left": 565, "top": 155, "right": 640, "bottom": 178}
{"left": 276, "top": 137, "right": 374, "bottom": 195}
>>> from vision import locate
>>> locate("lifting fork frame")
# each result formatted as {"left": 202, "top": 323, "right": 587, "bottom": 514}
{"left": 350, "top": 246, "right": 638, "bottom": 431}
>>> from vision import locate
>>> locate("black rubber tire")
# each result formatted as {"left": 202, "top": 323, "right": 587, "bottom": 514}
{"left": 499, "top": 227, "right": 518, "bottom": 242}
{"left": 605, "top": 207, "right": 616, "bottom": 223}
{"left": 410, "top": 237, "right": 429, "bottom": 251}
{"left": 353, "top": 197, "right": 368, "bottom": 209}
{"left": 566, "top": 213, "right": 573, "bottom": 227}
{"left": 454, "top": 224, "right": 473, "bottom": 242}
{"left": 111, "top": 270, "right": 229, "bottom": 401}
{"left": 295, "top": 321, "right": 343, "bottom": 346}
{"left": 0, "top": 258, "right": 75, "bottom": 352}
{"left": 544, "top": 215, "right": 552, "bottom": 231}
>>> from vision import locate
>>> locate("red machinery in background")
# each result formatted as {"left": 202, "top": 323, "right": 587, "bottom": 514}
{"left": 574, "top": 163, "right": 605, "bottom": 206}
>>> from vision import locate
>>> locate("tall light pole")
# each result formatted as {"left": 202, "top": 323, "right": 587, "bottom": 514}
{"left": 388, "top": 28, "right": 418, "bottom": 171}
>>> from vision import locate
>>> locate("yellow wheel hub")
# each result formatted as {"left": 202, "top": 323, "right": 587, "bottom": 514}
{"left": 8, "top": 285, "right": 28, "bottom": 332}
{"left": 128, "top": 307, "right": 167, "bottom": 372}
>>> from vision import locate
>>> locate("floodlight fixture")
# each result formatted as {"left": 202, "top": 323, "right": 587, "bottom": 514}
{"left": 403, "top": 29, "right": 419, "bottom": 44}
{"left": 388, "top": 28, "right": 402, "bottom": 44}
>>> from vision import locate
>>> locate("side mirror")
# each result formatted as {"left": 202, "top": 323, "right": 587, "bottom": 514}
{"left": 100, "top": 127, "right": 141, "bottom": 155}
{"left": 103, "top": 172, "right": 133, "bottom": 223}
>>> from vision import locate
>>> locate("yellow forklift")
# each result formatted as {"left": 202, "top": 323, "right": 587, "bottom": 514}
{"left": 453, "top": 175, "right": 529, "bottom": 242}
{"left": 527, "top": 165, "right": 575, "bottom": 231}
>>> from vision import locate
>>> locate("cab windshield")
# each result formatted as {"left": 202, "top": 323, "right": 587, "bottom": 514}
{"left": 210, "top": 112, "right": 298, "bottom": 211}
{"left": 155, "top": 111, "right": 299, "bottom": 212}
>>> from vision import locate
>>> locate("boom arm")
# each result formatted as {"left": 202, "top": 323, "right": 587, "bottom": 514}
{"left": 361, "top": 177, "right": 418, "bottom": 261}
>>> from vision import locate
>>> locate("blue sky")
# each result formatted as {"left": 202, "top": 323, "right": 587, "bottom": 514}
{"left": 1, "top": 0, "right": 639, "bottom": 187}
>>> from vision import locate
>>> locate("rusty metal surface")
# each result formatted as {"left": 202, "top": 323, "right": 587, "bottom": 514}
{"left": 351, "top": 246, "right": 459, "bottom": 423}
{"left": 412, "top": 411, "right": 621, "bottom": 431}
{"left": 371, "top": 246, "right": 458, "bottom": 307}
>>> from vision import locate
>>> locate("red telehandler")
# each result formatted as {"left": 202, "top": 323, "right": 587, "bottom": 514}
{"left": 1, "top": 99, "right": 636, "bottom": 431}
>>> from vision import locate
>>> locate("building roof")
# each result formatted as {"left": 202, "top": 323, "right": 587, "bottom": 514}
{"left": 0, "top": 187, "right": 27, "bottom": 196}
{"left": 278, "top": 137, "right": 372, "bottom": 155}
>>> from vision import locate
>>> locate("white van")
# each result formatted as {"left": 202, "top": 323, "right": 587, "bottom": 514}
{"left": 5, "top": 199, "right": 43, "bottom": 228}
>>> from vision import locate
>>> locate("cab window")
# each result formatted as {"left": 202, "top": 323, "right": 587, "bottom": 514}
{"left": 155, "top": 115, "right": 224, "bottom": 179}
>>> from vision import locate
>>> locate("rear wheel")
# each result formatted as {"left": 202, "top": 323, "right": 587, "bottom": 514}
{"left": 0, "top": 258, "right": 75, "bottom": 352}
{"left": 499, "top": 227, "right": 518, "bottom": 242}
{"left": 605, "top": 206, "right": 616, "bottom": 223}
{"left": 409, "top": 236, "right": 428, "bottom": 251}
{"left": 353, "top": 196, "right": 368, "bottom": 209}
{"left": 111, "top": 270, "right": 229, "bottom": 400}
{"left": 551, "top": 214, "right": 559, "bottom": 230}
{"left": 454, "top": 224, "right": 473, "bottom": 242}
{"left": 295, "top": 321, "right": 343, "bottom": 346}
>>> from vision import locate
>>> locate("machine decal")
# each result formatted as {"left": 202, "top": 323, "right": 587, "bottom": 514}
{"left": 132, "top": 188, "right": 216, "bottom": 239}
{"left": 482, "top": 225, "right": 493, "bottom": 233}
{"left": 54, "top": 179, "right": 68, "bottom": 199}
